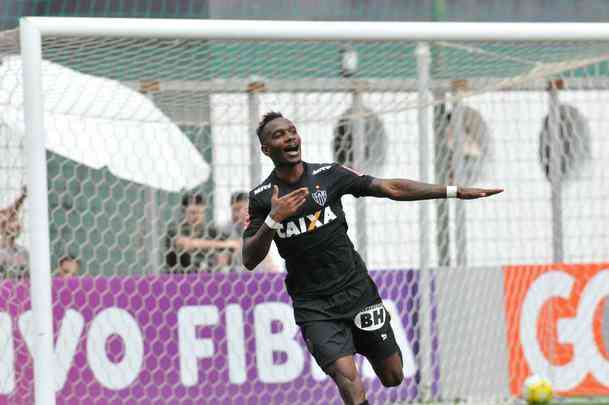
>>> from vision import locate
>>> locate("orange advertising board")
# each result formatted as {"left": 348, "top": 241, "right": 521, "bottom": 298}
{"left": 504, "top": 263, "right": 609, "bottom": 396}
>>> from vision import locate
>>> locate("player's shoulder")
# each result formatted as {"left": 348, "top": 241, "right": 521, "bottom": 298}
{"left": 249, "top": 173, "right": 274, "bottom": 199}
{"left": 308, "top": 162, "right": 338, "bottom": 176}
{"left": 309, "top": 162, "right": 365, "bottom": 178}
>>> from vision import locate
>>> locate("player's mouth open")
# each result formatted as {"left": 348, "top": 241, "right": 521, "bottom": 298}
{"left": 284, "top": 145, "right": 300, "bottom": 157}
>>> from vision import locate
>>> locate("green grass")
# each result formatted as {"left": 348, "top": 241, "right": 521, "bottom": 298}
{"left": 558, "top": 399, "right": 609, "bottom": 404}
{"left": 564, "top": 400, "right": 609, "bottom": 405}
{"left": 412, "top": 400, "right": 609, "bottom": 405}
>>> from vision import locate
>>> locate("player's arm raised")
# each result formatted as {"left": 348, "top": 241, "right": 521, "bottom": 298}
{"left": 242, "top": 186, "right": 309, "bottom": 270}
{"left": 365, "top": 178, "right": 503, "bottom": 201}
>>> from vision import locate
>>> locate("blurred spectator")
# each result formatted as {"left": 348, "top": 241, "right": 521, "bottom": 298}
{"left": 0, "top": 186, "right": 26, "bottom": 222}
{"left": 219, "top": 191, "right": 280, "bottom": 272}
{"left": 165, "top": 193, "right": 239, "bottom": 274}
{"left": 0, "top": 187, "right": 28, "bottom": 279}
{"left": 221, "top": 191, "right": 250, "bottom": 240}
{"left": 55, "top": 255, "right": 80, "bottom": 277}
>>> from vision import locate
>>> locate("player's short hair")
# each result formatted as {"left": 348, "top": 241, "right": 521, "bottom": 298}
{"left": 230, "top": 191, "right": 248, "bottom": 205}
{"left": 256, "top": 111, "right": 283, "bottom": 143}
{"left": 181, "top": 192, "right": 206, "bottom": 208}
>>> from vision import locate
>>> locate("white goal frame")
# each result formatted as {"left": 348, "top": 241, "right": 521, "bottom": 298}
{"left": 19, "top": 17, "right": 609, "bottom": 404}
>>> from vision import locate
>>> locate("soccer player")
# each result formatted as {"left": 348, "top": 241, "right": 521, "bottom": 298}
{"left": 242, "top": 112, "right": 502, "bottom": 405}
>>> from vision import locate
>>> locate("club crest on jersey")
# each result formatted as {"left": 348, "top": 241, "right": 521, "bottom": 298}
{"left": 312, "top": 189, "right": 327, "bottom": 206}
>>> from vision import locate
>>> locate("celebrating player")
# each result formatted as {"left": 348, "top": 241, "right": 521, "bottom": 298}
{"left": 242, "top": 112, "right": 502, "bottom": 405}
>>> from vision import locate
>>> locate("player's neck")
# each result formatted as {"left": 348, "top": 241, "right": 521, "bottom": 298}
{"left": 274, "top": 161, "right": 304, "bottom": 184}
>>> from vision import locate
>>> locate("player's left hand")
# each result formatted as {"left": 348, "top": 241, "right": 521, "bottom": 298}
{"left": 457, "top": 187, "right": 503, "bottom": 199}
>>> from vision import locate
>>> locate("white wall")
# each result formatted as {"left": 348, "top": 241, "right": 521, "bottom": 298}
{"left": 435, "top": 266, "right": 511, "bottom": 400}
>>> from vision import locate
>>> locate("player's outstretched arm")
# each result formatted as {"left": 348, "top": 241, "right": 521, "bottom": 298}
{"left": 365, "top": 178, "right": 503, "bottom": 201}
{"left": 242, "top": 186, "right": 308, "bottom": 270}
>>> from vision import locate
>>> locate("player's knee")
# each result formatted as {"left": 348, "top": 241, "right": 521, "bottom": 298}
{"left": 328, "top": 366, "right": 360, "bottom": 386}
{"left": 327, "top": 367, "right": 365, "bottom": 395}
{"left": 380, "top": 368, "right": 403, "bottom": 387}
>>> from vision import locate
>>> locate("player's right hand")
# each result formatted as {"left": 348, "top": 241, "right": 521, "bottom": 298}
{"left": 270, "top": 185, "right": 309, "bottom": 222}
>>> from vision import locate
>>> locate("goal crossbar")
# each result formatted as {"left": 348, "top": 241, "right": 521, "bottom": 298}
{"left": 21, "top": 17, "right": 609, "bottom": 41}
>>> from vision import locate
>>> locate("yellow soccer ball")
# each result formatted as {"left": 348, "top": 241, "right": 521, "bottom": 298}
{"left": 523, "top": 374, "right": 553, "bottom": 404}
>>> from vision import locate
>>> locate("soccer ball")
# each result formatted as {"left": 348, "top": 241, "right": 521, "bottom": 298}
{"left": 522, "top": 374, "right": 553, "bottom": 404}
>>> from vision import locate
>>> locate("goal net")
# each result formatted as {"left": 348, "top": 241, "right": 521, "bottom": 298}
{"left": 1, "top": 19, "right": 608, "bottom": 404}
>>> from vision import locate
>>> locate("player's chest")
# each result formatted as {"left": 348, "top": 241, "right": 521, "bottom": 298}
{"left": 273, "top": 182, "right": 341, "bottom": 240}
{"left": 279, "top": 179, "right": 336, "bottom": 212}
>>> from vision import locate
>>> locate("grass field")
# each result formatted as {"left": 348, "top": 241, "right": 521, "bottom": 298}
{"left": 562, "top": 402, "right": 609, "bottom": 405}
{"left": 572, "top": 401, "right": 609, "bottom": 405}
{"left": 558, "top": 399, "right": 609, "bottom": 405}
{"left": 416, "top": 400, "right": 609, "bottom": 405}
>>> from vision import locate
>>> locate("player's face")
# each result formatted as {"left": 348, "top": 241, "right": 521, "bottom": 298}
{"left": 184, "top": 203, "right": 205, "bottom": 226}
{"left": 261, "top": 118, "right": 301, "bottom": 166}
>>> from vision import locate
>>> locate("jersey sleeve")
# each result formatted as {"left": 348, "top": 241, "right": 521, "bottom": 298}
{"left": 332, "top": 164, "right": 374, "bottom": 197}
{"left": 243, "top": 192, "right": 269, "bottom": 239}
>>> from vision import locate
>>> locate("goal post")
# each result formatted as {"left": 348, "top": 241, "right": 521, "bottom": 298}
{"left": 20, "top": 18, "right": 55, "bottom": 405}
{"left": 13, "top": 17, "right": 609, "bottom": 404}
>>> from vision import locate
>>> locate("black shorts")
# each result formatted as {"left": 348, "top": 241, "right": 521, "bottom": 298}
{"left": 296, "top": 277, "right": 401, "bottom": 371}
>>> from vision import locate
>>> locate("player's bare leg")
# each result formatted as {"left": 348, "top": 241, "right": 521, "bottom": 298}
{"left": 369, "top": 352, "right": 404, "bottom": 387}
{"left": 325, "top": 355, "right": 367, "bottom": 405}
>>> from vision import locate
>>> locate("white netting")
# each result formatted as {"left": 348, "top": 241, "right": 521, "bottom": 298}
{"left": 0, "top": 25, "right": 608, "bottom": 404}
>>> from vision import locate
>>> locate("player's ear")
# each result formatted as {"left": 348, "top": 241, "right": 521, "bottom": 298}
{"left": 261, "top": 143, "right": 270, "bottom": 157}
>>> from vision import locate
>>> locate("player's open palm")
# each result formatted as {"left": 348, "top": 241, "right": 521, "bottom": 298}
{"left": 458, "top": 187, "right": 503, "bottom": 200}
{"left": 270, "top": 185, "right": 309, "bottom": 221}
